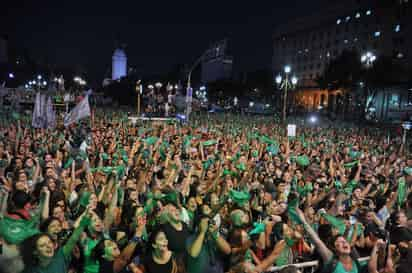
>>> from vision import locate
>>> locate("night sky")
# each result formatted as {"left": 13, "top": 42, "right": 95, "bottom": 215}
{"left": 2, "top": 0, "right": 322, "bottom": 83}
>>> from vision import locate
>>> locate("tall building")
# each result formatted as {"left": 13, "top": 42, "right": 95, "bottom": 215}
{"left": 0, "top": 35, "right": 8, "bottom": 63}
{"left": 112, "top": 48, "right": 127, "bottom": 80}
{"left": 272, "top": 0, "right": 411, "bottom": 109}
{"left": 201, "top": 39, "right": 233, "bottom": 83}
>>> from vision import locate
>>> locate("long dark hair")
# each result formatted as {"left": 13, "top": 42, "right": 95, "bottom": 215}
{"left": 20, "top": 233, "right": 55, "bottom": 267}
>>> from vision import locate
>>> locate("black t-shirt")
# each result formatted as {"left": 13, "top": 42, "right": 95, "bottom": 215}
{"left": 143, "top": 254, "right": 174, "bottom": 273}
{"left": 98, "top": 260, "right": 128, "bottom": 273}
{"left": 161, "top": 223, "right": 190, "bottom": 255}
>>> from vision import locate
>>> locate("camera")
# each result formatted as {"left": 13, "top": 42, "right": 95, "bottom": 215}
{"left": 373, "top": 228, "right": 388, "bottom": 240}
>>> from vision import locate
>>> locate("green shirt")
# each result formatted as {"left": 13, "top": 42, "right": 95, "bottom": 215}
{"left": 23, "top": 248, "right": 69, "bottom": 273}
{"left": 82, "top": 238, "right": 100, "bottom": 273}
{"left": 333, "top": 261, "right": 358, "bottom": 273}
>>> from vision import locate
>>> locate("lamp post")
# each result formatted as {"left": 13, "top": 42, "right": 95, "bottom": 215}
{"left": 402, "top": 121, "right": 412, "bottom": 154}
{"left": 360, "top": 51, "right": 376, "bottom": 122}
{"left": 186, "top": 53, "right": 207, "bottom": 123}
{"left": 136, "top": 80, "right": 142, "bottom": 116}
{"left": 275, "top": 65, "right": 298, "bottom": 123}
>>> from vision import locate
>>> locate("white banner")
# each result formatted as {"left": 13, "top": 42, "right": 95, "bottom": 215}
{"left": 64, "top": 95, "right": 91, "bottom": 126}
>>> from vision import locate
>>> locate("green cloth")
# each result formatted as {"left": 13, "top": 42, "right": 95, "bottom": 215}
{"left": 82, "top": 238, "right": 100, "bottom": 273}
{"left": 297, "top": 183, "right": 313, "bottom": 196}
{"left": 397, "top": 177, "right": 407, "bottom": 207}
{"left": 0, "top": 216, "right": 40, "bottom": 244}
{"left": 144, "top": 136, "right": 158, "bottom": 146}
{"left": 321, "top": 212, "right": 346, "bottom": 235}
{"left": 79, "top": 192, "right": 91, "bottom": 207}
{"left": 287, "top": 198, "right": 303, "bottom": 225}
{"left": 296, "top": 155, "right": 310, "bottom": 167}
{"left": 349, "top": 150, "right": 360, "bottom": 160}
{"left": 260, "top": 135, "right": 278, "bottom": 146}
{"left": 203, "top": 140, "right": 217, "bottom": 146}
{"left": 236, "top": 163, "right": 246, "bottom": 171}
{"left": 249, "top": 222, "right": 266, "bottom": 236}
{"left": 229, "top": 189, "right": 250, "bottom": 206}
{"left": 344, "top": 160, "right": 359, "bottom": 169}
{"left": 267, "top": 145, "right": 279, "bottom": 155}
{"left": 63, "top": 158, "right": 74, "bottom": 169}
{"left": 344, "top": 179, "right": 358, "bottom": 195}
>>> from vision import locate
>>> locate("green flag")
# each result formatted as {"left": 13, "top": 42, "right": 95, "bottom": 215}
{"left": 0, "top": 216, "right": 40, "bottom": 244}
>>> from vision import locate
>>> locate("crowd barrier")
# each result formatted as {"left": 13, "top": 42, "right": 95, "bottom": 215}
{"left": 266, "top": 257, "right": 370, "bottom": 272}
{"left": 128, "top": 116, "right": 177, "bottom": 123}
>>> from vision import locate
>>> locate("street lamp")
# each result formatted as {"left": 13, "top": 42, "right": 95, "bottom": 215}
{"left": 275, "top": 65, "right": 298, "bottom": 123}
{"left": 186, "top": 52, "right": 207, "bottom": 122}
{"left": 155, "top": 82, "right": 162, "bottom": 91}
{"left": 136, "top": 80, "right": 142, "bottom": 116}
{"left": 8, "top": 73, "right": 14, "bottom": 79}
{"left": 361, "top": 52, "right": 376, "bottom": 68}
{"left": 402, "top": 121, "right": 412, "bottom": 152}
{"left": 360, "top": 52, "right": 377, "bottom": 121}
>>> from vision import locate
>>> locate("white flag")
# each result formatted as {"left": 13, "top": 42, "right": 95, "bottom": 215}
{"left": 32, "top": 92, "right": 45, "bottom": 128}
{"left": 46, "top": 96, "right": 56, "bottom": 129}
{"left": 64, "top": 95, "right": 91, "bottom": 126}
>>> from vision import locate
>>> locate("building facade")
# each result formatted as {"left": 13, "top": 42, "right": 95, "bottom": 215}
{"left": 112, "top": 48, "right": 127, "bottom": 80}
{"left": 201, "top": 39, "right": 233, "bottom": 84}
{"left": 272, "top": 0, "right": 411, "bottom": 110}
{"left": 0, "top": 35, "right": 8, "bottom": 63}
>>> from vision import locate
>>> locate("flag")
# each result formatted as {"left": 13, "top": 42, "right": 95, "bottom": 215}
{"left": 32, "top": 92, "right": 46, "bottom": 128}
{"left": 64, "top": 94, "right": 91, "bottom": 126}
{"left": 0, "top": 216, "right": 40, "bottom": 244}
{"left": 46, "top": 96, "right": 56, "bottom": 129}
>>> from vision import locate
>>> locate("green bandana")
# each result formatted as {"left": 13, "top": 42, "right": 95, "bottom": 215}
{"left": 229, "top": 189, "right": 250, "bottom": 207}
{"left": 248, "top": 222, "right": 266, "bottom": 236}
{"left": 397, "top": 177, "right": 407, "bottom": 207}
{"left": 296, "top": 155, "right": 310, "bottom": 167}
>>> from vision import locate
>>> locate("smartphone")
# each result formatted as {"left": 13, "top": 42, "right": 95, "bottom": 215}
{"left": 6, "top": 172, "right": 13, "bottom": 180}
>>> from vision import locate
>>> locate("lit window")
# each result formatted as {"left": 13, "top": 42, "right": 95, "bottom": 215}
{"left": 397, "top": 52, "right": 404, "bottom": 59}
{"left": 305, "top": 48, "right": 309, "bottom": 52}
{"left": 366, "top": 10, "right": 371, "bottom": 15}
{"left": 374, "top": 31, "right": 381, "bottom": 37}
{"left": 337, "top": 19, "right": 341, "bottom": 24}
{"left": 395, "top": 24, "right": 401, "bottom": 32}
{"left": 354, "top": 38, "right": 358, "bottom": 42}
{"left": 346, "top": 16, "right": 351, "bottom": 21}
{"left": 344, "top": 39, "right": 348, "bottom": 44}
{"left": 355, "top": 13, "right": 361, "bottom": 18}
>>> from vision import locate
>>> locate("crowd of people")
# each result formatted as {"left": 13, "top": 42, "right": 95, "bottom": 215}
{"left": 0, "top": 107, "right": 412, "bottom": 273}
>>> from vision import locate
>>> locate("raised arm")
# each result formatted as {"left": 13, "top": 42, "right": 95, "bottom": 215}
{"left": 254, "top": 240, "right": 286, "bottom": 272}
{"left": 63, "top": 211, "right": 91, "bottom": 258}
{"left": 188, "top": 218, "right": 209, "bottom": 258}
{"left": 113, "top": 223, "right": 144, "bottom": 273}
{"left": 296, "top": 207, "right": 333, "bottom": 262}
